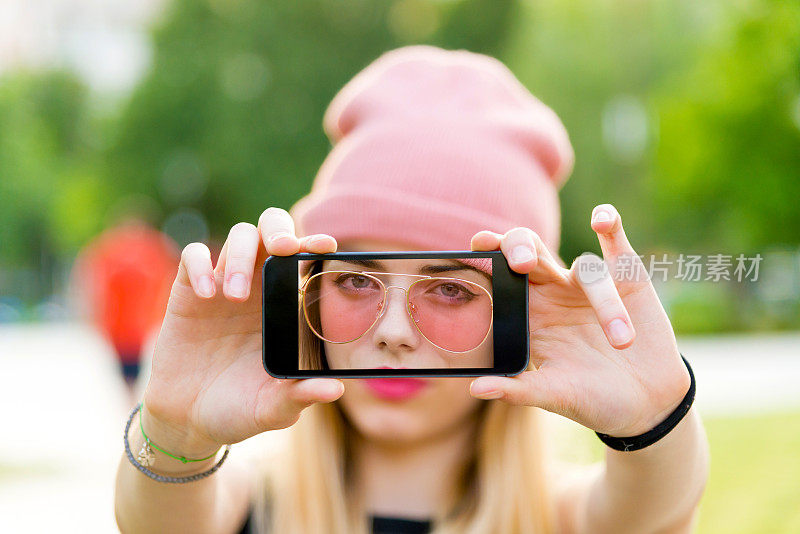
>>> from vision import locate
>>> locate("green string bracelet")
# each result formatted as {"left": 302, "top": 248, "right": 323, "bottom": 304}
{"left": 138, "top": 402, "right": 221, "bottom": 464}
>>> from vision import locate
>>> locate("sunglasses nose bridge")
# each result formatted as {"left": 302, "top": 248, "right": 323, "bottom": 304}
{"left": 383, "top": 285, "right": 408, "bottom": 294}
{"left": 376, "top": 284, "right": 428, "bottom": 323}
{"left": 376, "top": 284, "right": 416, "bottom": 321}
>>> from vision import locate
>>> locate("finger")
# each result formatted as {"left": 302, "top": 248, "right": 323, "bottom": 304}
{"left": 214, "top": 231, "right": 269, "bottom": 278}
{"left": 469, "top": 370, "right": 557, "bottom": 410}
{"left": 221, "top": 222, "right": 260, "bottom": 301}
{"left": 590, "top": 204, "right": 649, "bottom": 288}
{"left": 255, "top": 378, "right": 345, "bottom": 431}
{"left": 298, "top": 233, "right": 338, "bottom": 254}
{"left": 470, "top": 230, "right": 503, "bottom": 251}
{"left": 571, "top": 252, "right": 636, "bottom": 349}
{"left": 179, "top": 243, "right": 216, "bottom": 299}
{"left": 500, "top": 227, "right": 567, "bottom": 283}
{"left": 472, "top": 229, "right": 566, "bottom": 284}
{"left": 257, "top": 207, "right": 301, "bottom": 256}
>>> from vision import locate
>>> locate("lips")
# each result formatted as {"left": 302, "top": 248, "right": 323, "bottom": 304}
{"left": 363, "top": 366, "right": 428, "bottom": 401}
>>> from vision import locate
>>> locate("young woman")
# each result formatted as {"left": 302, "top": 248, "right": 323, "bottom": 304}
{"left": 114, "top": 46, "right": 709, "bottom": 534}
{"left": 297, "top": 254, "right": 496, "bottom": 370}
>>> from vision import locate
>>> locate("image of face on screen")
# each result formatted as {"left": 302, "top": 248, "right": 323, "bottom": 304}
{"left": 298, "top": 257, "right": 494, "bottom": 370}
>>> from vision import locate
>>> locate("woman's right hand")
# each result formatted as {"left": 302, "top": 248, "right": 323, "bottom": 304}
{"left": 140, "top": 207, "right": 344, "bottom": 459}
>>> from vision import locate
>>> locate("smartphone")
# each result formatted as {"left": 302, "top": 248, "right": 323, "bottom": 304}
{"left": 262, "top": 250, "right": 529, "bottom": 378}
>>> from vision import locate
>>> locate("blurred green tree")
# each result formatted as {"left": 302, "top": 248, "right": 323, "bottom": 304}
{"left": 504, "top": 0, "right": 706, "bottom": 262}
{"left": 502, "top": 0, "right": 800, "bottom": 333}
{"left": 652, "top": 1, "right": 800, "bottom": 254}
{"left": 504, "top": 0, "right": 800, "bottom": 263}
{"left": 2, "top": 0, "right": 799, "bottom": 334}
{"left": 0, "top": 71, "right": 106, "bottom": 300}
{"left": 106, "top": 0, "right": 516, "bottom": 246}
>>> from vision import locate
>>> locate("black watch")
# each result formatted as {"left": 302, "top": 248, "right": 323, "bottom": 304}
{"left": 595, "top": 353, "right": 696, "bottom": 452}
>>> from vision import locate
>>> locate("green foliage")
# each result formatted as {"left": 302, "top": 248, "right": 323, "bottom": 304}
{"left": 667, "top": 282, "right": 740, "bottom": 334}
{"left": 105, "top": 0, "right": 515, "bottom": 242}
{"left": 500, "top": 0, "right": 800, "bottom": 333}
{"left": 1, "top": 0, "right": 799, "bottom": 334}
{"left": 504, "top": 0, "right": 800, "bottom": 265}
{"left": 503, "top": 0, "right": 700, "bottom": 262}
{"left": 0, "top": 71, "right": 104, "bottom": 265}
{"left": 652, "top": 1, "right": 800, "bottom": 254}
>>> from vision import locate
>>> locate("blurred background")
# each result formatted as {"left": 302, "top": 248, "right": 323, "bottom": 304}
{"left": 0, "top": 0, "right": 798, "bottom": 532}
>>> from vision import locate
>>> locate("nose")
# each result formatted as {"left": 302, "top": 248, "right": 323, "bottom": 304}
{"left": 376, "top": 285, "right": 420, "bottom": 321}
{"left": 371, "top": 285, "right": 420, "bottom": 353}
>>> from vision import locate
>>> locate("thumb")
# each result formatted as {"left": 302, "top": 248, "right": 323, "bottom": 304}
{"left": 287, "top": 378, "right": 345, "bottom": 408}
{"left": 253, "top": 378, "right": 345, "bottom": 432}
{"left": 469, "top": 370, "right": 557, "bottom": 410}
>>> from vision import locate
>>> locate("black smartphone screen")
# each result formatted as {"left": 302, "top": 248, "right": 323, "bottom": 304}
{"left": 262, "top": 250, "right": 529, "bottom": 378}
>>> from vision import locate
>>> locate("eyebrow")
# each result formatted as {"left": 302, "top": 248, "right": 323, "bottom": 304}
{"left": 330, "top": 259, "right": 491, "bottom": 282}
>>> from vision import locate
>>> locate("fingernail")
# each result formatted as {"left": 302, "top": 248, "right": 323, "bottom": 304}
{"left": 593, "top": 210, "right": 611, "bottom": 223}
{"left": 608, "top": 318, "right": 632, "bottom": 345}
{"left": 228, "top": 273, "right": 248, "bottom": 298}
{"left": 474, "top": 390, "right": 504, "bottom": 400}
{"left": 198, "top": 276, "right": 215, "bottom": 298}
{"left": 511, "top": 246, "right": 534, "bottom": 264}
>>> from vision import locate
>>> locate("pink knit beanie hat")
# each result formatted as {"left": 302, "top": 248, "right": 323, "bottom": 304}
{"left": 290, "top": 45, "right": 574, "bottom": 274}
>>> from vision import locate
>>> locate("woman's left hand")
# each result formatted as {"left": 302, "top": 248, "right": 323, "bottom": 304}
{"left": 469, "top": 203, "right": 691, "bottom": 437}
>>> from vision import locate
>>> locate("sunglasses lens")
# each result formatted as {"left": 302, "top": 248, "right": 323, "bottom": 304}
{"left": 408, "top": 278, "right": 492, "bottom": 352}
{"left": 304, "top": 272, "right": 492, "bottom": 352}
{"left": 304, "top": 272, "right": 383, "bottom": 343}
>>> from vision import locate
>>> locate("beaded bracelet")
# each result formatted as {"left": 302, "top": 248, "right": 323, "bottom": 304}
{"left": 123, "top": 403, "right": 231, "bottom": 483}
{"left": 595, "top": 353, "right": 696, "bottom": 452}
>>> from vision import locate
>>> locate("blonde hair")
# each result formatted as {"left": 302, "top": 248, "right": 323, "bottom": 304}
{"left": 298, "top": 260, "right": 325, "bottom": 371}
{"left": 254, "top": 263, "right": 555, "bottom": 533}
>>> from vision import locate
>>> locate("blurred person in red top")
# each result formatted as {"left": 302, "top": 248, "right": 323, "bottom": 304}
{"left": 73, "top": 218, "right": 179, "bottom": 399}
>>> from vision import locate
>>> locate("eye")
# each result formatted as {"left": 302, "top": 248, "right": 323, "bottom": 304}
{"left": 431, "top": 281, "right": 478, "bottom": 302}
{"left": 334, "top": 273, "right": 379, "bottom": 292}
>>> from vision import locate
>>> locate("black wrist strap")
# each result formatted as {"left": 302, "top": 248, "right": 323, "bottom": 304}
{"left": 595, "top": 353, "right": 695, "bottom": 452}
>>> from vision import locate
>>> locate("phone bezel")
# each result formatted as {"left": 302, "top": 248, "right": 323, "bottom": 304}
{"left": 262, "top": 250, "right": 529, "bottom": 378}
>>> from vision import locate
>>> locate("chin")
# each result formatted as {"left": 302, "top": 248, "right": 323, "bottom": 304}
{"left": 340, "top": 399, "right": 438, "bottom": 444}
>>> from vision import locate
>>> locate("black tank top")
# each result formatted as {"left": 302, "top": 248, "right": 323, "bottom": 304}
{"left": 237, "top": 509, "right": 432, "bottom": 533}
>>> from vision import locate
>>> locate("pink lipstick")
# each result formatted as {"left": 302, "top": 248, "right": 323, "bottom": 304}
{"left": 363, "top": 366, "right": 428, "bottom": 401}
